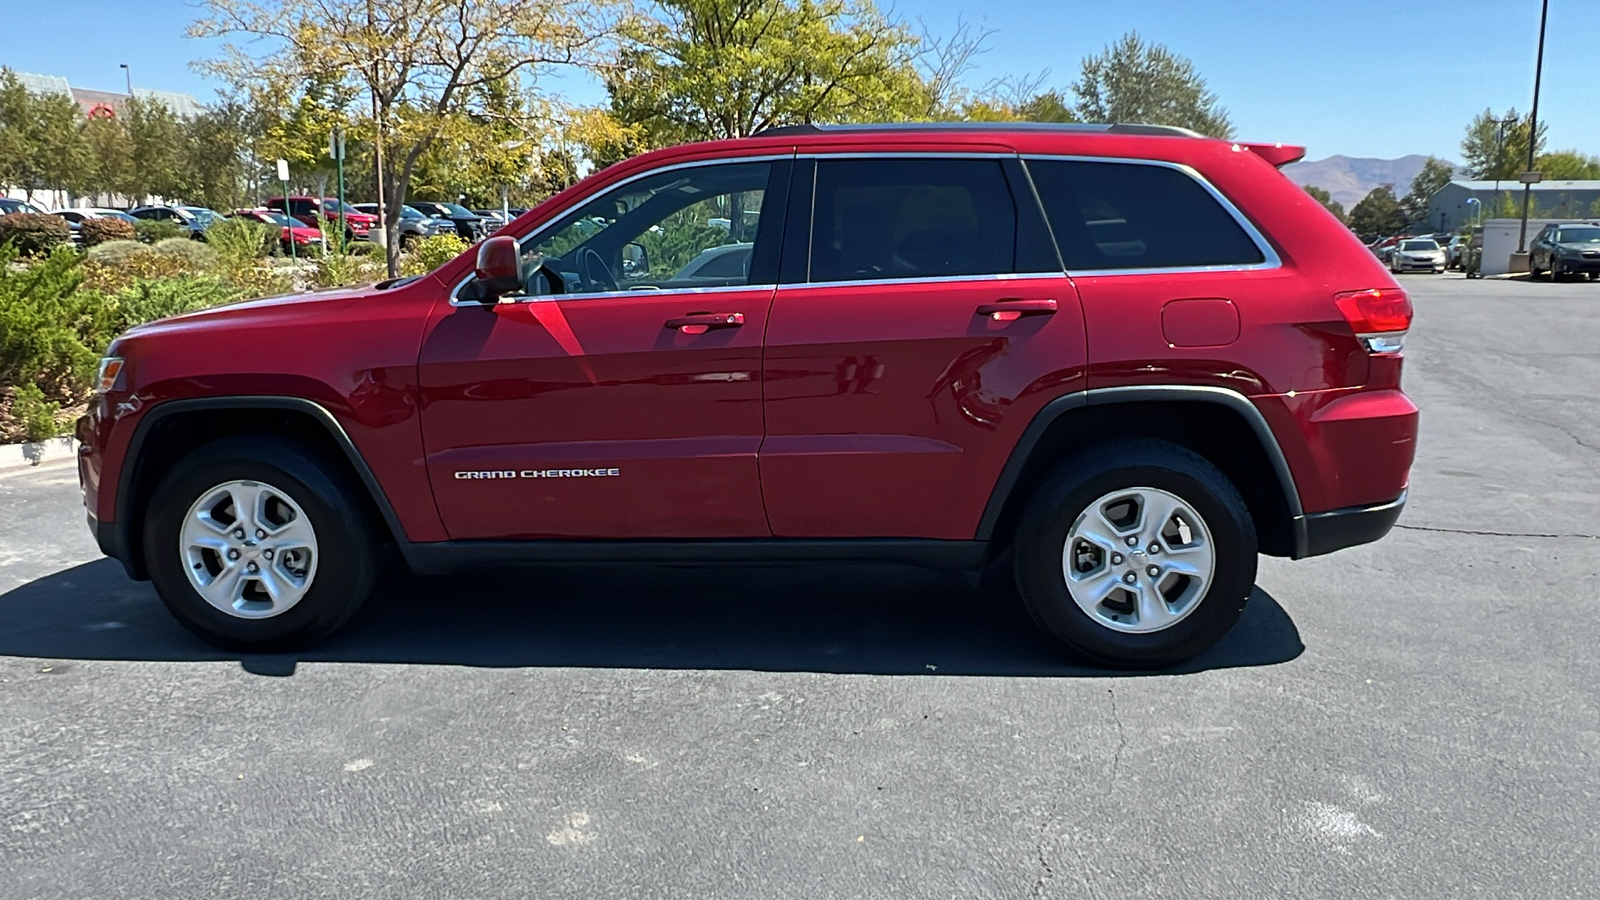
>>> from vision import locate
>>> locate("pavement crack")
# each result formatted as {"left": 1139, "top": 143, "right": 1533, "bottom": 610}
{"left": 1395, "top": 524, "right": 1600, "bottom": 540}
{"left": 1107, "top": 688, "right": 1126, "bottom": 789}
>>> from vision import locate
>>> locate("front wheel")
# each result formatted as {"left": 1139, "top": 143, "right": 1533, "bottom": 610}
{"left": 1012, "top": 441, "right": 1257, "bottom": 669}
{"left": 143, "top": 435, "right": 381, "bottom": 651}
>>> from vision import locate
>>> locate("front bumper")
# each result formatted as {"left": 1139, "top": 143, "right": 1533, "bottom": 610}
{"left": 1553, "top": 256, "right": 1600, "bottom": 274}
{"left": 1394, "top": 258, "right": 1444, "bottom": 272}
{"left": 1295, "top": 491, "right": 1407, "bottom": 558}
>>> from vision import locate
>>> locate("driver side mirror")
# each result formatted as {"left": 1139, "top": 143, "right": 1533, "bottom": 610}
{"left": 472, "top": 235, "right": 523, "bottom": 301}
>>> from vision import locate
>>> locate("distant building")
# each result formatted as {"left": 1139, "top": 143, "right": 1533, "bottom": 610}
{"left": 1428, "top": 180, "right": 1600, "bottom": 232}
{"left": 12, "top": 70, "right": 204, "bottom": 120}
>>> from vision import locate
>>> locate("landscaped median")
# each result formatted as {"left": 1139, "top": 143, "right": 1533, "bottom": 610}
{"left": 0, "top": 219, "right": 468, "bottom": 445}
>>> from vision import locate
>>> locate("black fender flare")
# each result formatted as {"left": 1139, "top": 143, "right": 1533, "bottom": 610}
{"left": 973, "top": 385, "right": 1308, "bottom": 554}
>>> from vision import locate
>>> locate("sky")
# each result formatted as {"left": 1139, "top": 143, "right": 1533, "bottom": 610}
{"left": 3, "top": 0, "right": 1596, "bottom": 164}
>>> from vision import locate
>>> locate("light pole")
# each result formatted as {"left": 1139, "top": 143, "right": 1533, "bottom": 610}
{"left": 119, "top": 63, "right": 132, "bottom": 97}
{"left": 1517, "top": 0, "right": 1550, "bottom": 253}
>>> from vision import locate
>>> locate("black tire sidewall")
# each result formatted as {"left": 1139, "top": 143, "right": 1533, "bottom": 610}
{"left": 1013, "top": 443, "right": 1257, "bottom": 669}
{"left": 143, "top": 437, "right": 378, "bottom": 650}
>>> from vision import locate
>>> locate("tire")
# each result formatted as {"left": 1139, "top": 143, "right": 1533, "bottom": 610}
{"left": 142, "top": 435, "right": 381, "bottom": 651}
{"left": 1011, "top": 440, "right": 1257, "bottom": 669}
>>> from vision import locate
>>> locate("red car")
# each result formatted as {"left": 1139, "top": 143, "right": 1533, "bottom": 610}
{"left": 78, "top": 123, "right": 1417, "bottom": 668}
{"left": 229, "top": 208, "right": 324, "bottom": 255}
{"left": 263, "top": 196, "right": 379, "bottom": 244}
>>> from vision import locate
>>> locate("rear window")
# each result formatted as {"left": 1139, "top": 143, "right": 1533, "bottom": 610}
{"left": 808, "top": 158, "right": 1018, "bottom": 283}
{"left": 1026, "top": 159, "right": 1266, "bottom": 271}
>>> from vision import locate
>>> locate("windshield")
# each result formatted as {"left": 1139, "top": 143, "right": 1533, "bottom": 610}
{"left": 1555, "top": 226, "right": 1600, "bottom": 243}
{"left": 439, "top": 203, "right": 476, "bottom": 217}
{"left": 181, "top": 207, "right": 221, "bottom": 226}
{"left": 99, "top": 210, "right": 139, "bottom": 224}
{"left": 1400, "top": 239, "right": 1439, "bottom": 251}
{"left": 253, "top": 211, "right": 294, "bottom": 227}
{"left": 398, "top": 205, "right": 425, "bottom": 219}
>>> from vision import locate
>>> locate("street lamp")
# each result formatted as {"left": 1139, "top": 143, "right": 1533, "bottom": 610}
{"left": 1517, "top": 0, "right": 1550, "bottom": 254}
{"left": 119, "top": 63, "right": 131, "bottom": 97}
{"left": 1466, "top": 197, "right": 1482, "bottom": 228}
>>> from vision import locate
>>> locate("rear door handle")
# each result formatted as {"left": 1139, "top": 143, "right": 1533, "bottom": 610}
{"left": 975, "top": 298, "right": 1056, "bottom": 320}
{"left": 665, "top": 312, "right": 745, "bottom": 334}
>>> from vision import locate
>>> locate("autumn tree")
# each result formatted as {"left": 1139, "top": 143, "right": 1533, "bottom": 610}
{"left": 606, "top": 0, "right": 927, "bottom": 144}
{"left": 1303, "top": 185, "right": 1347, "bottom": 224}
{"left": 1399, "top": 156, "right": 1454, "bottom": 225}
{"left": 1461, "top": 108, "right": 1546, "bottom": 180}
{"left": 1349, "top": 185, "right": 1407, "bottom": 240}
{"left": 1072, "top": 32, "right": 1231, "bottom": 138}
{"left": 192, "top": 0, "right": 607, "bottom": 276}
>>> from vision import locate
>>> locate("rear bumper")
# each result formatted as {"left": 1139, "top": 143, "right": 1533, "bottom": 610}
{"left": 1294, "top": 491, "right": 1406, "bottom": 558}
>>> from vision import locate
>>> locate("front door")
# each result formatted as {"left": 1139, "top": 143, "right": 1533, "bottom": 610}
{"left": 760, "top": 154, "right": 1087, "bottom": 539}
{"left": 418, "top": 158, "right": 789, "bottom": 539}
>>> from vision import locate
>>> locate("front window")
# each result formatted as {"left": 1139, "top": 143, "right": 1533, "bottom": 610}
{"left": 1555, "top": 226, "right": 1600, "bottom": 243}
{"left": 253, "top": 211, "right": 294, "bottom": 227}
{"left": 181, "top": 208, "right": 220, "bottom": 227}
{"left": 516, "top": 161, "right": 774, "bottom": 296}
{"left": 1399, "top": 240, "right": 1439, "bottom": 251}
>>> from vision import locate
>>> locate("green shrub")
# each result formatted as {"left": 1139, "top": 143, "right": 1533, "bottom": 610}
{"left": 401, "top": 234, "right": 469, "bottom": 276}
{"left": 0, "top": 213, "right": 73, "bottom": 256}
{"left": 151, "top": 237, "right": 218, "bottom": 269}
{"left": 312, "top": 250, "right": 383, "bottom": 288}
{"left": 134, "top": 219, "right": 186, "bottom": 243}
{"left": 79, "top": 217, "right": 137, "bottom": 247}
{"left": 10, "top": 383, "right": 63, "bottom": 441}
{"left": 112, "top": 275, "right": 244, "bottom": 329}
{"left": 85, "top": 239, "right": 149, "bottom": 265}
{"left": 207, "top": 217, "right": 276, "bottom": 261}
{"left": 0, "top": 244, "right": 105, "bottom": 391}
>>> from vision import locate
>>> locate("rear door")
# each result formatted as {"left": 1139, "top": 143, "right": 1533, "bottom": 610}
{"left": 759, "top": 153, "right": 1086, "bottom": 539}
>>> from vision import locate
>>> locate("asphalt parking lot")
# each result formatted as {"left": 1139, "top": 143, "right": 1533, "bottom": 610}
{"left": 2, "top": 274, "right": 1597, "bottom": 898}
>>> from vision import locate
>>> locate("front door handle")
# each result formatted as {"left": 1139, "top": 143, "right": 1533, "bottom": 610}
{"left": 665, "top": 312, "right": 745, "bottom": 334}
{"left": 975, "top": 298, "right": 1056, "bottom": 321}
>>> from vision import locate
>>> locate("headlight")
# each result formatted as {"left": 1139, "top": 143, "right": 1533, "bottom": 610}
{"left": 95, "top": 357, "right": 125, "bottom": 394}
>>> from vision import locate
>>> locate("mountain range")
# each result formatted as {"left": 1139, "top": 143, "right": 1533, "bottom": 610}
{"left": 1280, "top": 155, "right": 1459, "bottom": 211}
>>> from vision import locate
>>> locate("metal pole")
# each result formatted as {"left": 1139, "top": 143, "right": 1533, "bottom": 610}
{"left": 1518, "top": 0, "right": 1549, "bottom": 253}
{"left": 334, "top": 127, "right": 346, "bottom": 254}
{"left": 282, "top": 177, "right": 296, "bottom": 262}
{"left": 367, "top": 0, "right": 393, "bottom": 277}
{"left": 120, "top": 64, "right": 132, "bottom": 97}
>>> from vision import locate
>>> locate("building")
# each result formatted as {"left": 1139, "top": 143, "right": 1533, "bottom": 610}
{"left": 1427, "top": 180, "right": 1600, "bottom": 232}
{"left": 12, "top": 71, "right": 204, "bottom": 120}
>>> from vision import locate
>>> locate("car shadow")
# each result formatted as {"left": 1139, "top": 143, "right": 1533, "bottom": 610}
{"left": 0, "top": 558, "right": 1303, "bottom": 677}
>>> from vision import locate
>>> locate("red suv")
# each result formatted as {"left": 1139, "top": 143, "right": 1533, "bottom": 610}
{"left": 77, "top": 124, "right": 1417, "bottom": 668}
{"left": 264, "top": 196, "right": 379, "bottom": 243}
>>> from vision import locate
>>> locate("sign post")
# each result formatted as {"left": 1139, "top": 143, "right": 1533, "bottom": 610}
{"left": 276, "top": 158, "right": 295, "bottom": 262}
{"left": 330, "top": 128, "right": 347, "bottom": 252}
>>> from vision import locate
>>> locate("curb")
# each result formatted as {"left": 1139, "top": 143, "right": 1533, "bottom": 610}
{"left": 0, "top": 436, "right": 78, "bottom": 474}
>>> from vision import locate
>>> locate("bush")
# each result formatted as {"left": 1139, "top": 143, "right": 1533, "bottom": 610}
{"left": 207, "top": 217, "right": 276, "bottom": 261}
{"left": 134, "top": 219, "right": 186, "bottom": 244}
{"left": 81, "top": 247, "right": 199, "bottom": 294}
{"left": 0, "top": 244, "right": 107, "bottom": 392}
{"left": 312, "top": 251, "right": 384, "bottom": 288}
{"left": 79, "top": 217, "right": 137, "bottom": 247}
{"left": 112, "top": 275, "right": 243, "bottom": 328}
{"left": 151, "top": 237, "right": 218, "bottom": 269}
{"left": 10, "top": 383, "right": 63, "bottom": 441}
{"left": 0, "top": 212, "right": 73, "bottom": 256}
{"left": 401, "top": 234, "right": 469, "bottom": 276}
{"left": 85, "top": 239, "right": 150, "bottom": 265}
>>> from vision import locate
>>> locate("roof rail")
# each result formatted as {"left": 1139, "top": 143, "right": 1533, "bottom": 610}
{"left": 753, "top": 122, "right": 1207, "bottom": 138}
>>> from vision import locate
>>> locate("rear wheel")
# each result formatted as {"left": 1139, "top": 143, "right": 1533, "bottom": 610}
{"left": 143, "top": 435, "right": 380, "bottom": 651}
{"left": 1011, "top": 441, "right": 1257, "bottom": 669}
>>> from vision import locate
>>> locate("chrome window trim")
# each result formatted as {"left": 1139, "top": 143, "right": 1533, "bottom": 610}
{"left": 779, "top": 271, "right": 1068, "bottom": 292}
{"left": 450, "top": 153, "right": 792, "bottom": 306}
{"left": 1021, "top": 153, "right": 1283, "bottom": 275}
{"left": 798, "top": 151, "right": 1017, "bottom": 160}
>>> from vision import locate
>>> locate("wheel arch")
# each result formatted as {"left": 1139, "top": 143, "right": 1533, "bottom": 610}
{"left": 114, "top": 397, "right": 406, "bottom": 580}
{"left": 977, "top": 386, "right": 1306, "bottom": 559}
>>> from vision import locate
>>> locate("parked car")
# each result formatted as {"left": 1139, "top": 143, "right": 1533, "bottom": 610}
{"left": 1446, "top": 233, "right": 1471, "bottom": 269}
{"left": 1529, "top": 222, "right": 1600, "bottom": 281}
{"left": 229, "top": 208, "right": 325, "bottom": 256}
{"left": 408, "top": 201, "right": 485, "bottom": 241}
{"left": 472, "top": 209, "right": 511, "bottom": 232}
{"left": 130, "top": 205, "right": 222, "bottom": 239}
{"left": 0, "top": 197, "right": 50, "bottom": 215}
{"left": 1369, "top": 235, "right": 1404, "bottom": 264}
{"left": 264, "top": 196, "right": 379, "bottom": 244}
{"left": 55, "top": 207, "right": 141, "bottom": 226}
{"left": 1388, "top": 238, "right": 1445, "bottom": 274}
{"left": 77, "top": 122, "right": 1417, "bottom": 668}
{"left": 351, "top": 203, "right": 449, "bottom": 248}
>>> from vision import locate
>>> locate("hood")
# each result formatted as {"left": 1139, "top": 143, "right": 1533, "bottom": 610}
{"left": 121, "top": 283, "right": 379, "bottom": 339}
{"left": 1557, "top": 242, "right": 1600, "bottom": 252}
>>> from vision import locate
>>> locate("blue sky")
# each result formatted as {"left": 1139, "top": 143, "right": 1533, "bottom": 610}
{"left": 4, "top": 0, "right": 1596, "bottom": 163}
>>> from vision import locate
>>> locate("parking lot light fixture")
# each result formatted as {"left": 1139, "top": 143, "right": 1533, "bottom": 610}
{"left": 1518, "top": 0, "right": 1550, "bottom": 254}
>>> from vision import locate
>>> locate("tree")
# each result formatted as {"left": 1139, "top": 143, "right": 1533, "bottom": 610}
{"left": 606, "top": 0, "right": 927, "bottom": 145}
{"left": 1461, "top": 108, "right": 1546, "bottom": 180}
{"left": 1400, "top": 156, "right": 1454, "bottom": 225}
{"left": 180, "top": 102, "right": 253, "bottom": 211}
{"left": 193, "top": 0, "right": 606, "bottom": 276}
{"left": 1536, "top": 150, "right": 1600, "bottom": 181}
{"left": 0, "top": 69, "right": 94, "bottom": 202}
{"left": 1349, "top": 185, "right": 1406, "bottom": 240}
{"left": 1071, "top": 32, "right": 1232, "bottom": 138}
{"left": 1303, "top": 185, "right": 1347, "bottom": 224}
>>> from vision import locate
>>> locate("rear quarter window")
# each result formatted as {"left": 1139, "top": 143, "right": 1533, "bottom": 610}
{"left": 1026, "top": 159, "right": 1266, "bottom": 271}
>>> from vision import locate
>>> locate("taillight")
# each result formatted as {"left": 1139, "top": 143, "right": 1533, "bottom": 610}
{"left": 1334, "top": 288, "right": 1412, "bottom": 353}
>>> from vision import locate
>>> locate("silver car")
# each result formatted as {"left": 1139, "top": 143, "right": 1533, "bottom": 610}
{"left": 1389, "top": 238, "right": 1445, "bottom": 274}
